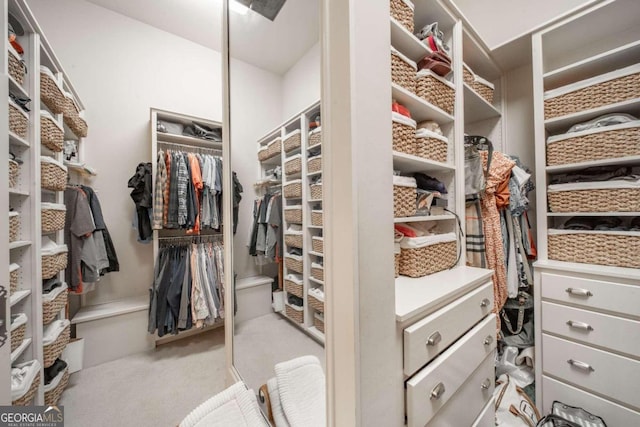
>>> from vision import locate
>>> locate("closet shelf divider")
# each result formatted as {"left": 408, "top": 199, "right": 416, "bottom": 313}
{"left": 392, "top": 83, "right": 454, "bottom": 123}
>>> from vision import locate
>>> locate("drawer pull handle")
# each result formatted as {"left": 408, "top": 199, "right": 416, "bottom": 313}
{"left": 565, "top": 288, "right": 593, "bottom": 297}
{"left": 430, "top": 382, "right": 445, "bottom": 400}
{"left": 483, "top": 335, "right": 494, "bottom": 346}
{"left": 566, "top": 320, "right": 593, "bottom": 331}
{"left": 480, "top": 298, "right": 491, "bottom": 308}
{"left": 567, "top": 359, "right": 594, "bottom": 372}
{"left": 426, "top": 331, "right": 442, "bottom": 347}
{"left": 481, "top": 379, "right": 491, "bottom": 390}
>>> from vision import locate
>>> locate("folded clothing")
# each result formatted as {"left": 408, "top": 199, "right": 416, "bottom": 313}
{"left": 10, "top": 313, "right": 27, "bottom": 331}
{"left": 548, "top": 177, "right": 640, "bottom": 192}
{"left": 550, "top": 166, "right": 632, "bottom": 185}
{"left": 44, "top": 358, "right": 67, "bottom": 385}
{"left": 417, "top": 120, "right": 443, "bottom": 135}
{"left": 393, "top": 175, "right": 417, "bottom": 188}
{"left": 561, "top": 216, "right": 640, "bottom": 232}
{"left": 415, "top": 127, "right": 448, "bottom": 142}
{"left": 41, "top": 236, "right": 68, "bottom": 256}
{"left": 311, "top": 261, "right": 323, "bottom": 269}
{"left": 399, "top": 232, "right": 457, "bottom": 249}
{"left": 42, "top": 282, "right": 68, "bottom": 303}
{"left": 567, "top": 113, "right": 638, "bottom": 134}
{"left": 308, "top": 287, "right": 324, "bottom": 301}
{"left": 42, "top": 277, "right": 62, "bottom": 294}
{"left": 11, "top": 360, "right": 41, "bottom": 401}
{"left": 286, "top": 250, "right": 302, "bottom": 258}
{"left": 287, "top": 294, "right": 303, "bottom": 307}
{"left": 287, "top": 224, "right": 303, "bottom": 233}
{"left": 414, "top": 173, "right": 447, "bottom": 193}
{"left": 43, "top": 319, "right": 70, "bottom": 346}
{"left": 285, "top": 274, "right": 303, "bottom": 284}
{"left": 392, "top": 111, "right": 416, "bottom": 127}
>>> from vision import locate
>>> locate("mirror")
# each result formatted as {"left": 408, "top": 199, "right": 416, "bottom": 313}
{"left": 227, "top": 0, "right": 325, "bottom": 400}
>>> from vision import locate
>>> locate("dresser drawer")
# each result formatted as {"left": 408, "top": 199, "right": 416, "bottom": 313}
{"left": 541, "top": 272, "right": 640, "bottom": 318}
{"left": 542, "top": 301, "right": 640, "bottom": 357}
{"left": 542, "top": 334, "right": 640, "bottom": 409}
{"left": 542, "top": 375, "right": 640, "bottom": 426}
{"left": 404, "top": 281, "right": 493, "bottom": 376}
{"left": 472, "top": 397, "right": 495, "bottom": 427}
{"left": 406, "top": 314, "right": 496, "bottom": 427}
{"left": 427, "top": 352, "right": 495, "bottom": 427}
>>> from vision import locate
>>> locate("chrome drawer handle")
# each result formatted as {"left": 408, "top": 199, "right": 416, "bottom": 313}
{"left": 567, "top": 359, "right": 595, "bottom": 372}
{"left": 481, "top": 378, "right": 491, "bottom": 390}
{"left": 480, "top": 298, "right": 491, "bottom": 308}
{"left": 483, "top": 335, "right": 493, "bottom": 346}
{"left": 565, "top": 288, "right": 593, "bottom": 297}
{"left": 426, "top": 331, "right": 442, "bottom": 347}
{"left": 430, "top": 382, "right": 445, "bottom": 400}
{"left": 566, "top": 320, "right": 593, "bottom": 331}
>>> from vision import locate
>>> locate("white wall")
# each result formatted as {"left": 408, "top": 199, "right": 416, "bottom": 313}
{"left": 281, "top": 42, "right": 320, "bottom": 120}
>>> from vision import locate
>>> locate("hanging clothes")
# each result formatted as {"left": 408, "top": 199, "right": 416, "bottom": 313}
{"left": 248, "top": 191, "right": 282, "bottom": 264}
{"left": 128, "top": 162, "right": 153, "bottom": 241}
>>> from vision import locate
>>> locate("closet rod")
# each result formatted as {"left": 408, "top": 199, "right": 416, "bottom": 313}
{"left": 158, "top": 234, "right": 223, "bottom": 245}
{"left": 158, "top": 140, "right": 222, "bottom": 154}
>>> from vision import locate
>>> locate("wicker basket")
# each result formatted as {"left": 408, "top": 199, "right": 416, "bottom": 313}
{"left": 415, "top": 131, "right": 448, "bottom": 163}
{"left": 311, "top": 210, "right": 323, "bottom": 227}
{"left": 41, "top": 158, "right": 68, "bottom": 191}
{"left": 463, "top": 64, "right": 474, "bottom": 86}
{"left": 9, "top": 100, "right": 28, "bottom": 138}
{"left": 42, "top": 251, "right": 68, "bottom": 280}
{"left": 10, "top": 264, "right": 19, "bottom": 294}
{"left": 285, "top": 256, "right": 303, "bottom": 274}
{"left": 549, "top": 231, "right": 640, "bottom": 269}
{"left": 285, "top": 304, "right": 304, "bottom": 323}
{"left": 548, "top": 188, "right": 640, "bottom": 213}
{"left": 392, "top": 118, "right": 416, "bottom": 155}
{"left": 41, "top": 113, "right": 64, "bottom": 152}
{"left": 311, "top": 265, "right": 324, "bottom": 282}
{"left": 284, "top": 130, "right": 302, "bottom": 153}
{"left": 284, "top": 233, "right": 303, "bottom": 249}
{"left": 9, "top": 212, "right": 20, "bottom": 242}
{"left": 399, "top": 240, "right": 456, "bottom": 277}
{"left": 284, "top": 279, "right": 303, "bottom": 298}
{"left": 43, "top": 288, "right": 68, "bottom": 325}
{"left": 63, "top": 94, "right": 89, "bottom": 138}
{"left": 308, "top": 293, "right": 324, "bottom": 313}
{"left": 9, "top": 159, "right": 19, "bottom": 188}
{"left": 267, "top": 138, "right": 282, "bottom": 158}
{"left": 545, "top": 68, "right": 640, "bottom": 119}
{"left": 258, "top": 147, "right": 270, "bottom": 162}
{"left": 416, "top": 71, "right": 455, "bottom": 114}
{"left": 283, "top": 180, "right": 302, "bottom": 199}
{"left": 43, "top": 323, "right": 71, "bottom": 368}
{"left": 394, "top": 185, "right": 417, "bottom": 217}
{"left": 8, "top": 47, "right": 26, "bottom": 85}
{"left": 471, "top": 78, "right": 494, "bottom": 105}
{"left": 284, "top": 156, "right": 302, "bottom": 175}
{"left": 45, "top": 367, "right": 70, "bottom": 406}
{"left": 547, "top": 124, "right": 640, "bottom": 166}
{"left": 42, "top": 204, "right": 66, "bottom": 233}
{"left": 390, "top": 0, "right": 414, "bottom": 33}
{"left": 11, "top": 322, "right": 26, "bottom": 353}
{"left": 314, "top": 314, "right": 325, "bottom": 333}
{"left": 309, "top": 129, "right": 322, "bottom": 147}
{"left": 284, "top": 207, "right": 303, "bottom": 224}
{"left": 310, "top": 183, "right": 322, "bottom": 200}
{"left": 395, "top": 253, "right": 400, "bottom": 278}
{"left": 312, "top": 236, "right": 323, "bottom": 253}
{"left": 12, "top": 371, "right": 40, "bottom": 406}
{"left": 308, "top": 156, "right": 322, "bottom": 173}
{"left": 391, "top": 49, "right": 417, "bottom": 94}
{"left": 40, "top": 68, "right": 65, "bottom": 114}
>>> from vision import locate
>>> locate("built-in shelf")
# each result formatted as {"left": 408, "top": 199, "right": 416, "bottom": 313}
{"left": 10, "top": 338, "right": 32, "bottom": 364}
{"left": 392, "top": 151, "right": 454, "bottom": 173}
{"left": 534, "top": 259, "right": 640, "bottom": 282}
{"left": 8, "top": 75, "right": 28, "bottom": 98}
{"left": 544, "top": 98, "right": 640, "bottom": 134}
{"left": 545, "top": 155, "right": 640, "bottom": 173}
{"left": 308, "top": 199, "right": 322, "bottom": 203}
{"left": 71, "top": 294, "right": 148, "bottom": 324}
{"left": 284, "top": 172, "right": 302, "bottom": 181}
{"left": 64, "top": 162, "right": 97, "bottom": 177}
{"left": 309, "top": 277, "right": 324, "bottom": 286}
{"left": 308, "top": 142, "right": 321, "bottom": 151}
{"left": 9, "top": 241, "right": 31, "bottom": 250}
{"left": 260, "top": 156, "right": 281, "bottom": 166}
{"left": 9, "top": 132, "right": 29, "bottom": 148}
{"left": 258, "top": 128, "right": 282, "bottom": 146}
{"left": 307, "top": 171, "right": 322, "bottom": 178}
{"left": 463, "top": 84, "right": 501, "bottom": 123}
{"left": 157, "top": 132, "right": 222, "bottom": 150}
{"left": 308, "top": 225, "right": 323, "bottom": 230}
{"left": 309, "top": 250, "right": 323, "bottom": 258}
{"left": 391, "top": 83, "right": 454, "bottom": 123}
{"left": 306, "top": 326, "right": 325, "bottom": 343}
{"left": 9, "top": 289, "right": 31, "bottom": 307}
{"left": 9, "top": 188, "right": 29, "bottom": 197}
{"left": 547, "top": 212, "right": 640, "bottom": 217}
{"left": 394, "top": 214, "right": 455, "bottom": 223}
{"left": 390, "top": 17, "right": 432, "bottom": 62}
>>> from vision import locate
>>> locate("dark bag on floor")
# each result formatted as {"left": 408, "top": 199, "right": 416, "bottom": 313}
{"left": 501, "top": 291, "right": 533, "bottom": 336}
{"left": 536, "top": 401, "right": 607, "bottom": 427}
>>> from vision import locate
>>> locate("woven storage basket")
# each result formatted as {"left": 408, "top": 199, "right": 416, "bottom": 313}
{"left": 394, "top": 185, "right": 417, "bottom": 217}
{"left": 45, "top": 368, "right": 70, "bottom": 406}
{"left": 471, "top": 78, "right": 494, "bottom": 104}
{"left": 284, "top": 156, "right": 302, "bottom": 175}
{"left": 310, "top": 183, "right": 322, "bottom": 200}
{"left": 308, "top": 294, "right": 324, "bottom": 313}
{"left": 548, "top": 188, "right": 640, "bottom": 213}
{"left": 284, "top": 130, "right": 302, "bottom": 153}
{"left": 308, "top": 156, "right": 322, "bottom": 173}
{"left": 391, "top": 49, "right": 417, "bottom": 93}
{"left": 41, "top": 113, "right": 64, "bottom": 152}
{"left": 43, "top": 288, "right": 68, "bottom": 325}
{"left": 9, "top": 212, "right": 20, "bottom": 242}
{"left": 258, "top": 147, "right": 270, "bottom": 162}
{"left": 42, "top": 251, "right": 68, "bottom": 280}
{"left": 311, "top": 265, "right": 324, "bottom": 282}
{"left": 284, "top": 279, "right": 303, "bottom": 298}
{"left": 547, "top": 124, "right": 640, "bottom": 166}
{"left": 12, "top": 372, "right": 40, "bottom": 406}
{"left": 283, "top": 180, "right": 302, "bottom": 199}
{"left": 309, "top": 129, "right": 322, "bottom": 147}
{"left": 9, "top": 100, "right": 28, "bottom": 138}
{"left": 415, "top": 131, "right": 448, "bottom": 163}
{"left": 311, "top": 210, "right": 323, "bottom": 227}
{"left": 40, "top": 69, "right": 66, "bottom": 114}
{"left": 390, "top": 0, "right": 414, "bottom": 33}
{"left": 314, "top": 314, "right": 324, "bottom": 333}
{"left": 545, "top": 67, "right": 640, "bottom": 119}
{"left": 284, "top": 233, "right": 303, "bottom": 249}
{"left": 549, "top": 232, "right": 640, "bottom": 269}
{"left": 285, "top": 256, "right": 303, "bottom": 274}
{"left": 43, "top": 324, "right": 71, "bottom": 368}
{"left": 63, "top": 94, "right": 89, "bottom": 138}
{"left": 9, "top": 159, "right": 19, "bottom": 188}
{"left": 11, "top": 323, "right": 26, "bottom": 353}
{"left": 41, "top": 158, "right": 68, "bottom": 191}
{"left": 8, "top": 47, "right": 26, "bottom": 85}
{"left": 285, "top": 304, "right": 303, "bottom": 323}
{"left": 463, "top": 64, "right": 474, "bottom": 86}
{"left": 42, "top": 204, "right": 66, "bottom": 233}
{"left": 10, "top": 264, "right": 19, "bottom": 294}
{"left": 267, "top": 138, "right": 282, "bottom": 158}
{"left": 395, "top": 253, "right": 400, "bottom": 278}
{"left": 399, "top": 240, "right": 456, "bottom": 277}
{"left": 284, "top": 207, "right": 303, "bottom": 224}
{"left": 416, "top": 70, "right": 455, "bottom": 114}
{"left": 392, "top": 118, "right": 416, "bottom": 155}
{"left": 312, "top": 236, "right": 323, "bottom": 253}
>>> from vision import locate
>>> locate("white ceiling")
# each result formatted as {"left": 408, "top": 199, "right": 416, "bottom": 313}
{"left": 84, "top": 0, "right": 319, "bottom": 75}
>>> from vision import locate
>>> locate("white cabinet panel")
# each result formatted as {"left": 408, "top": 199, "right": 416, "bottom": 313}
{"left": 472, "top": 397, "right": 495, "bottom": 427}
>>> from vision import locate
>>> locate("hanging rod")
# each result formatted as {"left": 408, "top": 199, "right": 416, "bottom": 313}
{"left": 158, "top": 141, "right": 222, "bottom": 154}
{"left": 158, "top": 233, "right": 223, "bottom": 245}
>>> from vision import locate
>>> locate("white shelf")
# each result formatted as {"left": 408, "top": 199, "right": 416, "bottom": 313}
{"left": 309, "top": 251, "right": 324, "bottom": 258}
{"left": 308, "top": 225, "right": 323, "bottom": 230}
{"left": 308, "top": 142, "right": 322, "bottom": 151}
{"left": 390, "top": 17, "right": 432, "bottom": 62}
{"left": 9, "top": 188, "right": 29, "bottom": 197}
{"left": 308, "top": 199, "right": 322, "bottom": 203}
{"left": 534, "top": 259, "right": 640, "bottom": 282}
{"left": 8, "top": 75, "right": 28, "bottom": 98}
{"left": 9, "top": 132, "right": 29, "bottom": 148}
{"left": 307, "top": 171, "right": 322, "bottom": 178}
{"left": 309, "top": 277, "right": 324, "bottom": 286}
{"left": 72, "top": 295, "right": 148, "bottom": 324}
{"left": 10, "top": 338, "right": 32, "bottom": 364}
{"left": 392, "top": 151, "right": 454, "bottom": 173}
{"left": 391, "top": 83, "right": 454, "bottom": 123}
{"left": 284, "top": 172, "right": 302, "bottom": 181}
{"left": 545, "top": 156, "right": 640, "bottom": 173}
{"left": 463, "top": 84, "right": 501, "bottom": 123}
{"left": 157, "top": 132, "right": 222, "bottom": 150}
{"left": 306, "top": 326, "right": 325, "bottom": 343}
{"left": 260, "top": 155, "right": 281, "bottom": 166}
{"left": 9, "top": 241, "right": 31, "bottom": 250}
{"left": 9, "top": 290, "right": 31, "bottom": 307}
{"left": 544, "top": 98, "right": 640, "bottom": 134}
{"left": 547, "top": 212, "right": 640, "bottom": 217}
{"left": 64, "top": 162, "right": 97, "bottom": 177}
{"left": 394, "top": 214, "right": 455, "bottom": 223}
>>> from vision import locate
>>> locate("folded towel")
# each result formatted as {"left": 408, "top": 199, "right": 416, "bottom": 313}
{"left": 275, "top": 356, "right": 326, "bottom": 427}
{"left": 41, "top": 237, "right": 68, "bottom": 256}
{"left": 400, "top": 232, "right": 457, "bottom": 249}
{"left": 308, "top": 288, "right": 324, "bottom": 301}
{"left": 393, "top": 175, "right": 417, "bottom": 188}
{"left": 285, "top": 274, "right": 303, "bottom": 284}
{"left": 392, "top": 111, "right": 417, "bottom": 128}
{"left": 43, "top": 319, "right": 70, "bottom": 345}
{"left": 11, "top": 360, "right": 41, "bottom": 401}
{"left": 10, "top": 313, "right": 27, "bottom": 331}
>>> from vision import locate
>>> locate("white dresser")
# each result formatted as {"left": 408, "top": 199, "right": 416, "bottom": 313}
{"left": 396, "top": 266, "right": 495, "bottom": 426}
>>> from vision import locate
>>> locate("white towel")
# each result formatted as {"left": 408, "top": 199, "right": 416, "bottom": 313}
{"left": 267, "top": 378, "right": 289, "bottom": 427}
{"left": 393, "top": 175, "right": 417, "bottom": 188}
{"left": 43, "top": 319, "right": 70, "bottom": 345}
{"left": 42, "top": 282, "right": 68, "bottom": 303}
{"left": 11, "top": 360, "right": 41, "bottom": 401}
{"left": 275, "top": 356, "right": 326, "bottom": 427}
{"left": 548, "top": 178, "right": 640, "bottom": 192}
{"left": 308, "top": 287, "right": 325, "bottom": 301}
{"left": 399, "top": 232, "right": 457, "bottom": 249}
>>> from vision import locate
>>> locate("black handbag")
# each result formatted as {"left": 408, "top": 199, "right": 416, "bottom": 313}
{"left": 536, "top": 401, "right": 607, "bottom": 427}
{"left": 501, "top": 291, "right": 533, "bottom": 336}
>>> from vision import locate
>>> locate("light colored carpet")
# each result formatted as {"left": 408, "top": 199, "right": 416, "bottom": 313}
{"left": 233, "top": 312, "right": 325, "bottom": 392}
{"left": 60, "top": 327, "right": 227, "bottom": 427}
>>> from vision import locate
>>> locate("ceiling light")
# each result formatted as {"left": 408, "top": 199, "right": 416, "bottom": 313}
{"left": 230, "top": 0, "right": 249, "bottom": 15}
